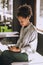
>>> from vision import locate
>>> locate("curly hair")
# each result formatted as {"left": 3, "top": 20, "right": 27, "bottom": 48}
{"left": 17, "top": 4, "right": 33, "bottom": 18}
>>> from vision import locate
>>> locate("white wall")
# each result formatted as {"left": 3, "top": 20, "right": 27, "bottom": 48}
{"left": 36, "top": 0, "right": 43, "bottom": 30}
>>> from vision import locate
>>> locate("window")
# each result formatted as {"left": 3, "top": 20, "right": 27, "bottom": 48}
{"left": 40, "top": 0, "right": 43, "bottom": 16}
{"left": 0, "top": 0, "right": 13, "bottom": 32}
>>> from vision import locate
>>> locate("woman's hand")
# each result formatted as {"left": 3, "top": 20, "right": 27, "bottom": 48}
{"left": 8, "top": 46, "right": 20, "bottom": 52}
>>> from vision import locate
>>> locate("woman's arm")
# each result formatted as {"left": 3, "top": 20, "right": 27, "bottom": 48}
{"left": 21, "top": 31, "right": 38, "bottom": 53}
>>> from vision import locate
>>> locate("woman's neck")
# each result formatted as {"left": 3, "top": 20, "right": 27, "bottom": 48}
{"left": 24, "top": 21, "right": 31, "bottom": 28}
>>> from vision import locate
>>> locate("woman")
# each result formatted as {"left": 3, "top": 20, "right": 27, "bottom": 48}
{"left": 0, "top": 4, "right": 38, "bottom": 65}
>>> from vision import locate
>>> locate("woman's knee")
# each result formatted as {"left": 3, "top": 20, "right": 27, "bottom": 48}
{"left": 23, "top": 53, "right": 28, "bottom": 61}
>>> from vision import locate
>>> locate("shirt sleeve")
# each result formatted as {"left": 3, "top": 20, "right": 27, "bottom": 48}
{"left": 21, "top": 31, "right": 38, "bottom": 54}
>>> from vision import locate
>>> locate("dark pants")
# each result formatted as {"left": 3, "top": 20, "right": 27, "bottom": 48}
{"left": 0, "top": 50, "right": 28, "bottom": 65}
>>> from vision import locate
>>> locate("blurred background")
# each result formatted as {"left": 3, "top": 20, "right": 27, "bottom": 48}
{"left": 0, "top": 0, "right": 13, "bottom": 32}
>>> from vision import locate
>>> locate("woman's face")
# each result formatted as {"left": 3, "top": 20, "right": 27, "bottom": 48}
{"left": 17, "top": 16, "right": 30, "bottom": 27}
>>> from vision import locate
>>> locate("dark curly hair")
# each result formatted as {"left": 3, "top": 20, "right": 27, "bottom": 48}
{"left": 17, "top": 4, "right": 33, "bottom": 18}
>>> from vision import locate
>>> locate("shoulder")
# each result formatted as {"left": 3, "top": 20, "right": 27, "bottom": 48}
{"left": 30, "top": 23, "right": 37, "bottom": 32}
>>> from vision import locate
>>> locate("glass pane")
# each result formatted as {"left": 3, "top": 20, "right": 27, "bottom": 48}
{"left": 0, "top": 0, "right": 13, "bottom": 32}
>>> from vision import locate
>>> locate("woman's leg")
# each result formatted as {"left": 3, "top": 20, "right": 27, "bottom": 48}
{"left": 0, "top": 55, "right": 2, "bottom": 65}
{"left": 1, "top": 50, "right": 28, "bottom": 65}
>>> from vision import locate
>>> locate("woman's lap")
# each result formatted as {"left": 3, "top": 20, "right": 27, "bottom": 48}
{"left": 0, "top": 50, "right": 28, "bottom": 65}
